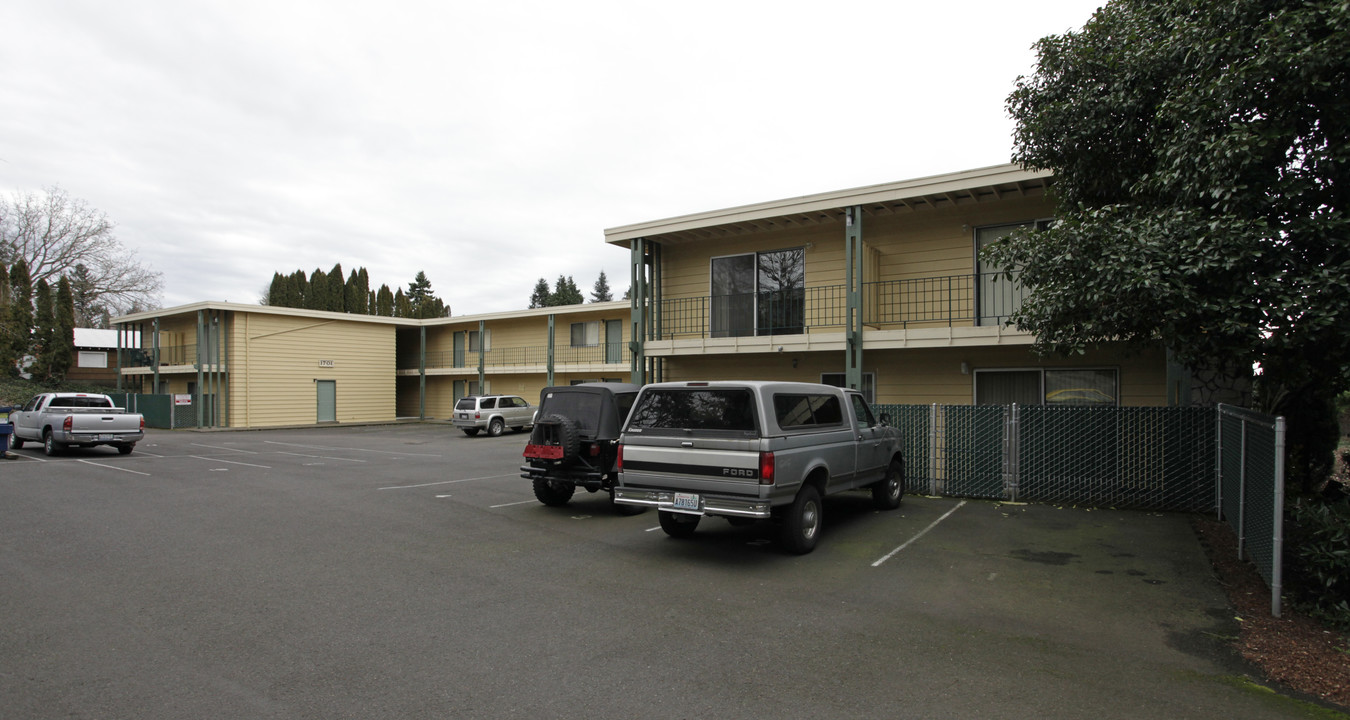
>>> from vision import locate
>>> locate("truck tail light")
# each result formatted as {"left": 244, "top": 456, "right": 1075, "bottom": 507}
{"left": 63, "top": 416, "right": 73, "bottom": 433}
{"left": 140, "top": 416, "right": 145, "bottom": 431}
{"left": 616, "top": 444, "right": 624, "bottom": 471}
{"left": 759, "top": 451, "right": 775, "bottom": 485}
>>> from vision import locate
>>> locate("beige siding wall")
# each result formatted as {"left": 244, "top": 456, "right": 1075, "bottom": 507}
{"left": 656, "top": 194, "right": 1056, "bottom": 302}
{"left": 230, "top": 313, "right": 396, "bottom": 427}
{"left": 655, "top": 343, "right": 1166, "bottom": 406}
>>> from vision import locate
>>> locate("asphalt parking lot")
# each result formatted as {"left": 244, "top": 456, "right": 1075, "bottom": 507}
{"left": 0, "top": 424, "right": 1329, "bottom": 719}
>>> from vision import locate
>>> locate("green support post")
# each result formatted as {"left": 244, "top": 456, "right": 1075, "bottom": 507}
{"left": 195, "top": 310, "right": 205, "bottom": 428}
{"left": 477, "top": 320, "right": 486, "bottom": 394}
{"left": 419, "top": 326, "right": 427, "bottom": 420}
{"left": 547, "top": 314, "right": 556, "bottom": 387}
{"left": 845, "top": 206, "right": 864, "bottom": 392}
{"left": 629, "top": 238, "right": 647, "bottom": 385}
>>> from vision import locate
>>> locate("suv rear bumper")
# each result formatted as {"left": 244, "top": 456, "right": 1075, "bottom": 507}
{"left": 612, "top": 487, "right": 772, "bottom": 518}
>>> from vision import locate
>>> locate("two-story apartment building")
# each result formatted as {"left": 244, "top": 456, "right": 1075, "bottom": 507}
{"left": 113, "top": 300, "right": 632, "bottom": 428}
{"left": 112, "top": 164, "right": 1185, "bottom": 429}
{"left": 610, "top": 163, "right": 1181, "bottom": 407}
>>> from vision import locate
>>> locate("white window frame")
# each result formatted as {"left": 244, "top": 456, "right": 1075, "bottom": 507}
{"left": 570, "top": 321, "right": 600, "bottom": 348}
{"left": 820, "top": 372, "right": 875, "bottom": 404}
{"left": 972, "top": 367, "right": 1119, "bottom": 406}
{"left": 77, "top": 350, "right": 109, "bottom": 368}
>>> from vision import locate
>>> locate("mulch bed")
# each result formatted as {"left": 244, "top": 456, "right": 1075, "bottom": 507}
{"left": 1193, "top": 515, "right": 1350, "bottom": 709}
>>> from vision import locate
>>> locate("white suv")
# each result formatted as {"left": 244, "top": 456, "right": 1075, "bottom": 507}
{"left": 452, "top": 395, "right": 536, "bottom": 437}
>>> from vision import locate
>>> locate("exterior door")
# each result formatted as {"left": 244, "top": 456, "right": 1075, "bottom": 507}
{"left": 453, "top": 332, "right": 465, "bottom": 368}
{"left": 316, "top": 380, "right": 336, "bottom": 423}
{"left": 605, "top": 319, "right": 622, "bottom": 364}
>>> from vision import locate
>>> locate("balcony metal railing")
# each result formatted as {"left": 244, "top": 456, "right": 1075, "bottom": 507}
{"left": 399, "top": 342, "right": 631, "bottom": 371}
{"left": 652, "top": 273, "right": 1027, "bottom": 340}
{"left": 118, "top": 344, "right": 199, "bottom": 368}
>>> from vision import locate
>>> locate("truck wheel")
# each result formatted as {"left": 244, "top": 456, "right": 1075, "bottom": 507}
{"left": 781, "top": 485, "right": 822, "bottom": 554}
{"left": 871, "top": 458, "right": 905, "bottom": 510}
{"left": 10, "top": 436, "right": 24, "bottom": 449}
{"left": 43, "top": 430, "right": 63, "bottom": 457}
{"left": 658, "top": 511, "right": 700, "bottom": 538}
{"left": 118, "top": 443, "right": 135, "bottom": 456}
{"left": 533, "top": 477, "right": 575, "bottom": 506}
{"left": 462, "top": 428, "right": 479, "bottom": 437}
{"left": 487, "top": 418, "right": 505, "bottom": 437}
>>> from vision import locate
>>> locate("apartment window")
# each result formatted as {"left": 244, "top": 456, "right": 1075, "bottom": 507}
{"left": 78, "top": 351, "right": 108, "bottom": 368}
{"left": 974, "top": 368, "right": 1117, "bottom": 406}
{"left": 975, "top": 220, "right": 1052, "bottom": 325}
{"left": 570, "top": 321, "right": 600, "bottom": 347}
{"left": 467, "top": 329, "right": 491, "bottom": 352}
{"left": 820, "top": 372, "right": 875, "bottom": 404}
{"left": 710, "top": 248, "right": 805, "bottom": 337}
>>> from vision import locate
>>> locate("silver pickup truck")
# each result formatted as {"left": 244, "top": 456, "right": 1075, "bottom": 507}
{"left": 9, "top": 392, "right": 145, "bottom": 456}
{"left": 613, "top": 380, "right": 904, "bottom": 554}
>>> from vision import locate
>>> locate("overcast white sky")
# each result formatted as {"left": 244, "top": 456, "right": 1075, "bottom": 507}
{"left": 2, "top": 1, "right": 1104, "bottom": 316}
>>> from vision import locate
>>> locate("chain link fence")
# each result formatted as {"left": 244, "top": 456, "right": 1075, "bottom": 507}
{"left": 874, "top": 404, "right": 1217, "bottom": 510}
{"left": 1217, "top": 404, "right": 1285, "bottom": 616}
{"left": 107, "top": 393, "right": 219, "bottom": 429}
{"left": 875, "top": 401, "right": 1284, "bottom": 615}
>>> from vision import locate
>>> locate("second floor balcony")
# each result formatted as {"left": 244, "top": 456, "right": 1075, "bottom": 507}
{"left": 653, "top": 272, "right": 1028, "bottom": 341}
{"left": 400, "top": 341, "right": 630, "bottom": 372}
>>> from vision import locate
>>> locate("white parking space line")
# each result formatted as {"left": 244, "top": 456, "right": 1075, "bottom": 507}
{"left": 77, "top": 459, "right": 151, "bottom": 476}
{"left": 871, "top": 500, "right": 968, "bottom": 567}
{"left": 263, "top": 440, "right": 441, "bottom": 458}
{"left": 190, "top": 455, "right": 273, "bottom": 469}
{"left": 378, "top": 473, "right": 516, "bottom": 490}
{"left": 277, "top": 451, "right": 367, "bottom": 463}
{"left": 489, "top": 499, "right": 537, "bottom": 508}
{"left": 190, "top": 443, "right": 258, "bottom": 454}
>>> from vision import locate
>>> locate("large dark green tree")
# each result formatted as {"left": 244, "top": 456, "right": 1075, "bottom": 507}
{"left": 6, "top": 261, "right": 32, "bottom": 376}
{"left": 549, "top": 275, "right": 583, "bottom": 306}
{"left": 988, "top": 0, "right": 1349, "bottom": 490}
{"left": 528, "top": 278, "right": 551, "bottom": 309}
{"left": 405, "top": 271, "right": 449, "bottom": 319}
{"left": 590, "top": 271, "right": 613, "bottom": 303}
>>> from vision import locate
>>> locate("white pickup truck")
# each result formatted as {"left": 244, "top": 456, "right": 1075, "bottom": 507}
{"left": 614, "top": 380, "right": 905, "bottom": 554}
{"left": 9, "top": 393, "right": 145, "bottom": 456}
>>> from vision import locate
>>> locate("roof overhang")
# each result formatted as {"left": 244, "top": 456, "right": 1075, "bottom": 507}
{"left": 604, "top": 163, "right": 1052, "bottom": 247}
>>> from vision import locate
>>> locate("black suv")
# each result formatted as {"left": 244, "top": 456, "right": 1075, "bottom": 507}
{"left": 520, "top": 382, "right": 643, "bottom": 513}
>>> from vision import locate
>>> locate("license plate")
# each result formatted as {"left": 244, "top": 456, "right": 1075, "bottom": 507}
{"left": 672, "top": 493, "right": 701, "bottom": 511}
{"left": 98, "top": 434, "right": 116, "bottom": 441}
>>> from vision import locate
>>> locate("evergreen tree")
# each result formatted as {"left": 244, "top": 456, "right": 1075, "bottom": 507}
{"left": 8, "top": 260, "right": 33, "bottom": 376}
{"left": 393, "top": 288, "right": 411, "bottom": 318}
{"left": 0, "top": 264, "right": 12, "bottom": 375}
{"left": 291, "top": 270, "right": 309, "bottom": 308}
{"left": 68, "top": 264, "right": 108, "bottom": 327}
{"left": 529, "top": 278, "right": 551, "bottom": 309}
{"left": 590, "top": 271, "right": 613, "bottom": 303}
{"left": 406, "top": 271, "right": 449, "bottom": 319}
{"left": 31, "top": 279, "right": 53, "bottom": 381}
{"left": 307, "top": 268, "right": 328, "bottom": 311}
{"left": 51, "top": 276, "right": 75, "bottom": 380}
{"left": 549, "top": 275, "right": 583, "bottom": 306}
{"left": 345, "top": 269, "right": 365, "bottom": 314}
{"left": 358, "top": 268, "right": 371, "bottom": 312}
{"left": 376, "top": 284, "right": 395, "bottom": 316}
{"left": 326, "top": 264, "right": 344, "bottom": 312}
{"left": 267, "top": 272, "right": 287, "bottom": 307}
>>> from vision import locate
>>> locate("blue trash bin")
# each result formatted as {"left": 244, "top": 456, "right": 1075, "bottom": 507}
{"left": 0, "top": 407, "right": 12, "bottom": 454}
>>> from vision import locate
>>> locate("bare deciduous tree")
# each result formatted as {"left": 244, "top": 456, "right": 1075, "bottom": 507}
{"left": 0, "top": 186, "right": 162, "bottom": 318}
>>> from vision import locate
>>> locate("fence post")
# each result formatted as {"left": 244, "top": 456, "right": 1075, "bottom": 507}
{"left": 928, "top": 404, "right": 939, "bottom": 496}
{"left": 1005, "top": 404, "right": 1020, "bottom": 502}
{"left": 1215, "top": 405, "right": 1224, "bottom": 520}
{"left": 1272, "top": 416, "right": 1286, "bottom": 618}
{"left": 1238, "top": 419, "right": 1248, "bottom": 559}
